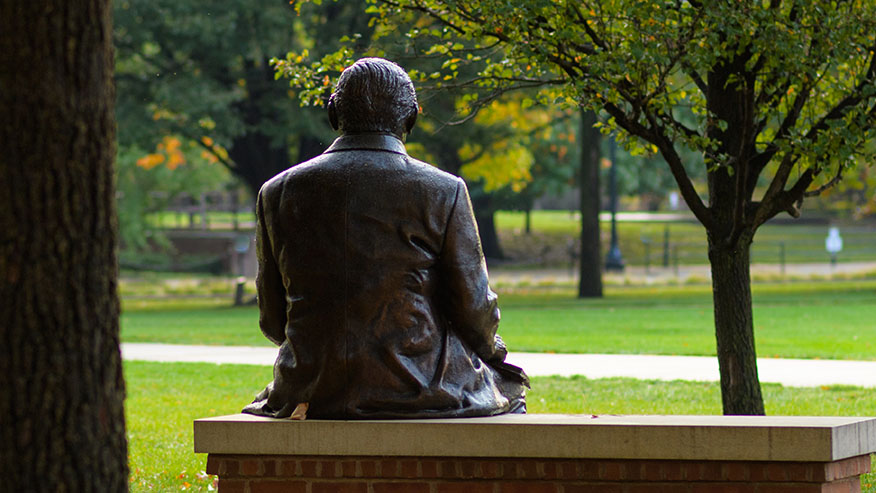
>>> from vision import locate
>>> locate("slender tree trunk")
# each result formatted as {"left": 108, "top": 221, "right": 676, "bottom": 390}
{"left": 578, "top": 109, "right": 603, "bottom": 298}
{"left": 708, "top": 234, "right": 765, "bottom": 415}
{"left": 472, "top": 195, "right": 504, "bottom": 260}
{"left": 0, "top": 0, "right": 129, "bottom": 490}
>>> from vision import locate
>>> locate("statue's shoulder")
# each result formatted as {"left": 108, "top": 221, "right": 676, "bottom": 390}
{"left": 258, "top": 154, "right": 333, "bottom": 197}
{"left": 404, "top": 155, "right": 464, "bottom": 190}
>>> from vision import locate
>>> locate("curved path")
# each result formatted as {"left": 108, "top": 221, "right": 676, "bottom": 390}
{"left": 121, "top": 343, "right": 876, "bottom": 388}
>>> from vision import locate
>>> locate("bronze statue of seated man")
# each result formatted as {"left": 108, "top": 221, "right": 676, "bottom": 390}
{"left": 243, "top": 57, "right": 528, "bottom": 420}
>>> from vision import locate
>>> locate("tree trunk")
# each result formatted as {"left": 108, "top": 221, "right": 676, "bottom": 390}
{"left": 708, "top": 235, "right": 765, "bottom": 415}
{"left": 228, "top": 132, "right": 293, "bottom": 197}
{"left": 0, "top": 1, "right": 129, "bottom": 490}
{"left": 297, "top": 133, "right": 328, "bottom": 163}
{"left": 428, "top": 139, "right": 505, "bottom": 260}
{"left": 578, "top": 109, "right": 603, "bottom": 298}
{"left": 472, "top": 195, "right": 504, "bottom": 260}
{"left": 476, "top": 211, "right": 504, "bottom": 260}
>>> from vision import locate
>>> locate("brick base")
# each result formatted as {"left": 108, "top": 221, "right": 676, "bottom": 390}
{"left": 205, "top": 454, "right": 871, "bottom": 493}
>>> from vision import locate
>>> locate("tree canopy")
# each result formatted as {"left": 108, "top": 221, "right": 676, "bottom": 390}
{"left": 114, "top": 0, "right": 371, "bottom": 195}
{"left": 281, "top": 0, "right": 876, "bottom": 414}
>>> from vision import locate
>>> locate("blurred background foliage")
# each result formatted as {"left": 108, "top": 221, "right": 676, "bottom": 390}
{"left": 113, "top": 0, "right": 875, "bottom": 262}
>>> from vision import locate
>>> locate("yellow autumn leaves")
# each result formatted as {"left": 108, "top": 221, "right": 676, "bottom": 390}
{"left": 459, "top": 99, "right": 557, "bottom": 192}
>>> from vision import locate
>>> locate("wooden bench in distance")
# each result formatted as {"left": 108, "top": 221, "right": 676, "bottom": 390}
{"left": 194, "top": 413, "right": 876, "bottom": 492}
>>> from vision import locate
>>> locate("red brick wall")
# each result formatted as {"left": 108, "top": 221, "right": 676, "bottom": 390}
{"left": 206, "top": 454, "right": 871, "bottom": 493}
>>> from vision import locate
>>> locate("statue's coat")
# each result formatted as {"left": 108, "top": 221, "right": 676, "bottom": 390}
{"left": 244, "top": 133, "right": 527, "bottom": 419}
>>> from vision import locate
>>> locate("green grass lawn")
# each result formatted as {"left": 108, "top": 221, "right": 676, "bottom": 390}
{"left": 121, "top": 279, "right": 876, "bottom": 360}
{"left": 121, "top": 277, "right": 876, "bottom": 491}
{"left": 121, "top": 213, "right": 876, "bottom": 491}
{"left": 125, "top": 361, "right": 876, "bottom": 492}
{"left": 497, "top": 281, "right": 876, "bottom": 359}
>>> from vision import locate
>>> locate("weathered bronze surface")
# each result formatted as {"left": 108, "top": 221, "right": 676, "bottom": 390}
{"left": 243, "top": 58, "right": 527, "bottom": 419}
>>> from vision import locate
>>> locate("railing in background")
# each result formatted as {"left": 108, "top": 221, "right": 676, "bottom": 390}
{"left": 145, "top": 191, "right": 255, "bottom": 231}
{"left": 639, "top": 225, "right": 876, "bottom": 275}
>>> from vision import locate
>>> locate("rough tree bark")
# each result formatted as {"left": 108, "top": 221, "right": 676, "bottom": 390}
{"left": 0, "top": 0, "right": 129, "bottom": 490}
{"left": 700, "top": 52, "right": 766, "bottom": 415}
{"left": 704, "top": 154, "right": 765, "bottom": 415}
{"left": 578, "top": 109, "right": 603, "bottom": 298}
{"left": 708, "top": 232, "right": 765, "bottom": 415}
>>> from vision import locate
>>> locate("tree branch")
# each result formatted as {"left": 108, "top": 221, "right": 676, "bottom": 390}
{"left": 759, "top": 150, "right": 794, "bottom": 204}
{"left": 803, "top": 165, "right": 843, "bottom": 197}
{"left": 383, "top": 0, "right": 468, "bottom": 35}
{"left": 419, "top": 77, "right": 567, "bottom": 127}
{"left": 755, "top": 46, "right": 876, "bottom": 200}
{"left": 570, "top": 3, "right": 608, "bottom": 52}
{"left": 803, "top": 49, "right": 876, "bottom": 142}
{"left": 603, "top": 102, "right": 711, "bottom": 227}
{"left": 784, "top": 167, "right": 816, "bottom": 207}
{"left": 753, "top": 153, "right": 831, "bottom": 227}
{"left": 682, "top": 64, "right": 709, "bottom": 95}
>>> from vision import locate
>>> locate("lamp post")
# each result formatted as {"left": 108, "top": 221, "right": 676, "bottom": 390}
{"left": 605, "top": 136, "right": 625, "bottom": 271}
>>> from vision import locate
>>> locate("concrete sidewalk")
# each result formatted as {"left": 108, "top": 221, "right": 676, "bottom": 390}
{"left": 121, "top": 343, "right": 876, "bottom": 388}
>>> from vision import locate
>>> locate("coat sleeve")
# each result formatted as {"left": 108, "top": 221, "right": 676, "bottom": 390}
{"left": 438, "top": 178, "right": 506, "bottom": 364}
{"left": 255, "top": 185, "right": 287, "bottom": 346}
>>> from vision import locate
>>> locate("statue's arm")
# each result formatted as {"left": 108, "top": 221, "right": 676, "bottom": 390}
{"left": 438, "top": 179, "right": 506, "bottom": 364}
{"left": 255, "top": 187, "right": 287, "bottom": 346}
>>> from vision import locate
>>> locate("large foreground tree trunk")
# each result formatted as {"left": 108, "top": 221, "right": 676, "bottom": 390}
{"left": 578, "top": 109, "right": 603, "bottom": 298}
{"left": 708, "top": 234, "right": 765, "bottom": 415}
{"left": 0, "top": 1, "right": 129, "bottom": 490}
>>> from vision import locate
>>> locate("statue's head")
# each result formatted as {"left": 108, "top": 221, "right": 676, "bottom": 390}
{"left": 328, "top": 58, "right": 418, "bottom": 139}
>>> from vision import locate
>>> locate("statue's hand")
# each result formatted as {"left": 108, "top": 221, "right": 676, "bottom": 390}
{"left": 489, "top": 334, "right": 508, "bottom": 363}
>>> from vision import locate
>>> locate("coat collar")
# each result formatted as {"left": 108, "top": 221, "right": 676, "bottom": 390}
{"left": 324, "top": 133, "right": 408, "bottom": 156}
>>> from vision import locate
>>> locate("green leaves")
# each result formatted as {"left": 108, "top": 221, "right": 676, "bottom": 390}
{"left": 276, "top": 0, "right": 876, "bottom": 226}
{"left": 272, "top": 46, "right": 355, "bottom": 106}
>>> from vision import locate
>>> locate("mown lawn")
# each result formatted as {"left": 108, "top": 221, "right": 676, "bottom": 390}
{"left": 125, "top": 361, "right": 876, "bottom": 492}
{"left": 121, "top": 278, "right": 876, "bottom": 491}
{"left": 121, "top": 279, "right": 876, "bottom": 360}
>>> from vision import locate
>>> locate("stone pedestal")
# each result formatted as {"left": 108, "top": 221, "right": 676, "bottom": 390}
{"left": 194, "top": 414, "right": 876, "bottom": 492}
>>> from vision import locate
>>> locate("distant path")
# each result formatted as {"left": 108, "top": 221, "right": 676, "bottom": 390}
{"left": 490, "top": 261, "right": 876, "bottom": 285}
{"left": 598, "top": 212, "right": 697, "bottom": 222}
{"left": 121, "top": 343, "right": 876, "bottom": 388}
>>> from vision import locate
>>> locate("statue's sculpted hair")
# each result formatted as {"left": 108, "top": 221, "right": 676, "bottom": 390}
{"left": 329, "top": 58, "right": 418, "bottom": 136}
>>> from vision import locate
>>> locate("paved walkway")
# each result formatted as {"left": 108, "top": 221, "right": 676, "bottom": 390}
{"left": 121, "top": 343, "right": 876, "bottom": 388}
{"left": 490, "top": 261, "right": 876, "bottom": 286}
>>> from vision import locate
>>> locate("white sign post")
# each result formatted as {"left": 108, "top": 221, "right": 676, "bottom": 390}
{"left": 825, "top": 227, "right": 843, "bottom": 267}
